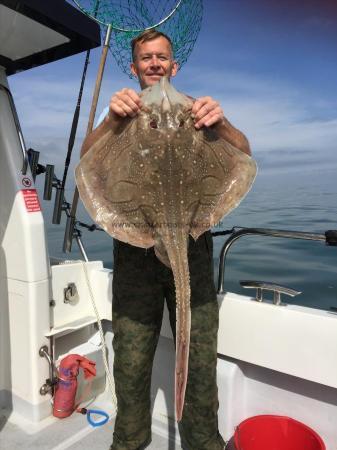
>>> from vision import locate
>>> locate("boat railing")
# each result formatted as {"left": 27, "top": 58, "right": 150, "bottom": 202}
{"left": 0, "top": 83, "right": 29, "bottom": 175}
{"left": 214, "top": 227, "right": 337, "bottom": 299}
{"left": 22, "top": 147, "right": 337, "bottom": 284}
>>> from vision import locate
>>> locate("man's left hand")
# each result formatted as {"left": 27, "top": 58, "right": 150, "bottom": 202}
{"left": 191, "top": 96, "right": 224, "bottom": 129}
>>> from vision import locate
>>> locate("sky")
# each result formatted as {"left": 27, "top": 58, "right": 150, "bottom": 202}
{"left": 8, "top": 0, "right": 337, "bottom": 180}
{"left": 4, "top": 0, "right": 337, "bottom": 280}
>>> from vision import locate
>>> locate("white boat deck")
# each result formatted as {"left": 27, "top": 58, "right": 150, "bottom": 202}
{"left": 0, "top": 411, "right": 180, "bottom": 450}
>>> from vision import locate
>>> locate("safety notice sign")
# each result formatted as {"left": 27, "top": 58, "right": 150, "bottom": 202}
{"left": 21, "top": 189, "right": 41, "bottom": 212}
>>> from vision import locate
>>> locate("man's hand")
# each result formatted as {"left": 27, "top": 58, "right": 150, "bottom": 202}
{"left": 191, "top": 96, "right": 224, "bottom": 129}
{"left": 108, "top": 88, "right": 142, "bottom": 119}
{"left": 191, "top": 95, "right": 251, "bottom": 155}
{"left": 81, "top": 88, "right": 141, "bottom": 157}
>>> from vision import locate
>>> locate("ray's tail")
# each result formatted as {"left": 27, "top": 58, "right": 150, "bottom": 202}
{"left": 162, "top": 229, "right": 191, "bottom": 422}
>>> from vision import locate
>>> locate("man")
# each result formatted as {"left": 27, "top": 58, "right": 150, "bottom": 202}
{"left": 81, "top": 30, "right": 251, "bottom": 450}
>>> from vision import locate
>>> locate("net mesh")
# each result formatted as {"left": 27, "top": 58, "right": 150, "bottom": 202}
{"left": 72, "top": 0, "right": 203, "bottom": 78}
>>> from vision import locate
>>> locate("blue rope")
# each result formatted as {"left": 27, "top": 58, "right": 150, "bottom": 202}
{"left": 86, "top": 408, "right": 109, "bottom": 427}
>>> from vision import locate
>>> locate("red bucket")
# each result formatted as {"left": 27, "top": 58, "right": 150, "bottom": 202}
{"left": 234, "top": 415, "right": 325, "bottom": 450}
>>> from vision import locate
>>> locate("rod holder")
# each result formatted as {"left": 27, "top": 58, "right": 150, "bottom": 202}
{"left": 63, "top": 215, "right": 76, "bottom": 253}
{"left": 27, "top": 148, "right": 40, "bottom": 181}
{"left": 43, "top": 165, "right": 54, "bottom": 200}
{"left": 52, "top": 187, "right": 64, "bottom": 224}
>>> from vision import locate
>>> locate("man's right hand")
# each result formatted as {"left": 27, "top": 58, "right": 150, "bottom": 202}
{"left": 108, "top": 88, "right": 142, "bottom": 119}
{"left": 81, "top": 88, "right": 142, "bottom": 157}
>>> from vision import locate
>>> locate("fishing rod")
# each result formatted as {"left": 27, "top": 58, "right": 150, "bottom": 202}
{"left": 52, "top": 49, "right": 91, "bottom": 225}
{"left": 52, "top": 0, "right": 101, "bottom": 226}
{"left": 63, "top": 24, "right": 112, "bottom": 252}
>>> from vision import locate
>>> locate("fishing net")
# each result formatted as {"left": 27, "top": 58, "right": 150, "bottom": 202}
{"left": 72, "top": 0, "right": 203, "bottom": 78}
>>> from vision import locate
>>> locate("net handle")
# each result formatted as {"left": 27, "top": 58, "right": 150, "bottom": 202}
{"left": 63, "top": 24, "right": 112, "bottom": 253}
{"left": 73, "top": 0, "right": 183, "bottom": 32}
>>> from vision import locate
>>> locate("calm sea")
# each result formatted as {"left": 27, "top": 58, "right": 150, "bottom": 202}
{"left": 40, "top": 153, "right": 337, "bottom": 312}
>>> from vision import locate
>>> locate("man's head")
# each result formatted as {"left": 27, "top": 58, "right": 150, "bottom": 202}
{"left": 130, "top": 30, "right": 178, "bottom": 89}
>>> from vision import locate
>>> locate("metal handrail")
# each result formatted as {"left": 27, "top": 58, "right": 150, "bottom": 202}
{"left": 0, "top": 84, "right": 29, "bottom": 175}
{"left": 217, "top": 227, "right": 326, "bottom": 294}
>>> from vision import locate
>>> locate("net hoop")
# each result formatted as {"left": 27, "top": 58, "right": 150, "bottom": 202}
{"left": 72, "top": 0, "right": 203, "bottom": 78}
{"left": 73, "top": 0, "right": 183, "bottom": 32}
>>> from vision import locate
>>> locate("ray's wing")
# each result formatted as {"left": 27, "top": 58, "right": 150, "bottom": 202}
{"left": 75, "top": 119, "right": 156, "bottom": 248}
{"left": 188, "top": 128, "right": 257, "bottom": 240}
{"left": 76, "top": 77, "right": 258, "bottom": 424}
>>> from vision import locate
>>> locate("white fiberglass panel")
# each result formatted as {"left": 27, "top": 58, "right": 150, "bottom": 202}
{"left": 218, "top": 292, "right": 337, "bottom": 390}
{"left": 0, "top": 5, "right": 69, "bottom": 61}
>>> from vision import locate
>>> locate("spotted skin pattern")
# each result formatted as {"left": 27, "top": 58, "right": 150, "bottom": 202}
{"left": 76, "top": 77, "right": 257, "bottom": 422}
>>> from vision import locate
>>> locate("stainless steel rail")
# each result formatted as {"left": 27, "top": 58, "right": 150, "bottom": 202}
{"left": 39, "top": 345, "right": 57, "bottom": 395}
{"left": 240, "top": 280, "right": 301, "bottom": 305}
{"left": 0, "top": 84, "right": 29, "bottom": 175}
{"left": 217, "top": 227, "right": 326, "bottom": 294}
{"left": 76, "top": 234, "right": 89, "bottom": 262}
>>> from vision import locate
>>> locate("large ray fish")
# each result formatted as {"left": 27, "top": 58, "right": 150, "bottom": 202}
{"left": 75, "top": 77, "right": 257, "bottom": 421}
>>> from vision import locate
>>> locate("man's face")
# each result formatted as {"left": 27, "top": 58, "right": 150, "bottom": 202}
{"left": 131, "top": 36, "right": 178, "bottom": 89}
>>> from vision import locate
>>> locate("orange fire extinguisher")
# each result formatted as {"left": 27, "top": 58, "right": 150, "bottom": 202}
{"left": 53, "top": 354, "right": 96, "bottom": 418}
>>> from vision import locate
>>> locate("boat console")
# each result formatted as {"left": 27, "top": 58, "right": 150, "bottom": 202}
{"left": 0, "top": 0, "right": 101, "bottom": 426}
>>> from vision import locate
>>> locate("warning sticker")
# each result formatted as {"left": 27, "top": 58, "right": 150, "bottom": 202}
{"left": 21, "top": 189, "right": 41, "bottom": 213}
{"left": 22, "top": 177, "right": 32, "bottom": 188}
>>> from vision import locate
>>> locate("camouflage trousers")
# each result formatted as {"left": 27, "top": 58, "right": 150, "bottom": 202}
{"left": 110, "top": 232, "right": 225, "bottom": 450}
